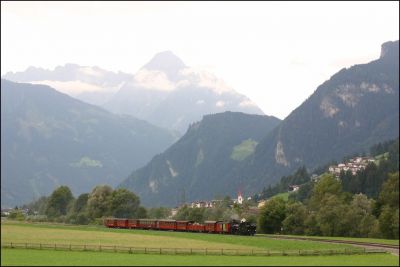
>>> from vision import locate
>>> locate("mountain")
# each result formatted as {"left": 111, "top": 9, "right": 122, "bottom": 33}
{"left": 3, "top": 52, "right": 265, "bottom": 134}
{"left": 119, "top": 111, "right": 281, "bottom": 207}
{"left": 103, "top": 51, "right": 265, "bottom": 133}
{"left": 1, "top": 79, "right": 177, "bottom": 207}
{"left": 233, "top": 40, "right": 399, "bottom": 193}
{"left": 2, "top": 64, "right": 133, "bottom": 106}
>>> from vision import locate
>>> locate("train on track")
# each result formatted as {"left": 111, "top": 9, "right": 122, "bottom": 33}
{"left": 104, "top": 218, "right": 256, "bottom": 236}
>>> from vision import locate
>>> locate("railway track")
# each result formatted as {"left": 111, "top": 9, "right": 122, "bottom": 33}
{"left": 259, "top": 235, "right": 399, "bottom": 255}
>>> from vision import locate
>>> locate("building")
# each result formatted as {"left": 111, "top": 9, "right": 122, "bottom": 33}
{"left": 233, "top": 191, "right": 243, "bottom": 204}
{"left": 328, "top": 156, "right": 375, "bottom": 178}
{"left": 288, "top": 185, "right": 300, "bottom": 192}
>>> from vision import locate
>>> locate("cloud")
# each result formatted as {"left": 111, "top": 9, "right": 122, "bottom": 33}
{"left": 196, "top": 100, "right": 205, "bottom": 104}
{"left": 239, "top": 99, "right": 257, "bottom": 107}
{"left": 79, "top": 67, "right": 103, "bottom": 77}
{"left": 133, "top": 68, "right": 176, "bottom": 91}
{"left": 29, "top": 80, "right": 109, "bottom": 96}
{"left": 216, "top": 100, "right": 225, "bottom": 107}
{"left": 179, "top": 67, "right": 233, "bottom": 94}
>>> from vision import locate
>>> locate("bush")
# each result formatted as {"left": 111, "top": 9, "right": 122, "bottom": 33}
{"left": 8, "top": 210, "right": 25, "bottom": 221}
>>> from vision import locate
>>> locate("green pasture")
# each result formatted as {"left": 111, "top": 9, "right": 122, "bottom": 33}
{"left": 1, "top": 221, "right": 353, "bottom": 251}
{"left": 1, "top": 221, "right": 398, "bottom": 266}
{"left": 1, "top": 248, "right": 398, "bottom": 266}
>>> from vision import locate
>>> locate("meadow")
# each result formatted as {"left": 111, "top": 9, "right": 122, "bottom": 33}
{"left": 2, "top": 249, "right": 399, "bottom": 266}
{"left": 1, "top": 221, "right": 398, "bottom": 266}
{"left": 1, "top": 221, "right": 352, "bottom": 251}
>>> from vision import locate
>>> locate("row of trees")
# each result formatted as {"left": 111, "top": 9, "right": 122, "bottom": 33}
{"left": 258, "top": 172, "right": 399, "bottom": 239}
{"left": 13, "top": 188, "right": 258, "bottom": 225}
{"left": 19, "top": 185, "right": 146, "bottom": 224}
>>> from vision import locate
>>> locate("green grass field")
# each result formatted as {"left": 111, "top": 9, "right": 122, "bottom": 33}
{"left": 1, "top": 221, "right": 398, "bottom": 266}
{"left": 1, "top": 248, "right": 398, "bottom": 266}
{"left": 271, "top": 192, "right": 290, "bottom": 201}
{"left": 1, "top": 221, "right": 353, "bottom": 251}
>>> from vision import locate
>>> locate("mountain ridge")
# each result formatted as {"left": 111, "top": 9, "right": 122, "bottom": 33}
{"left": 233, "top": 40, "right": 399, "bottom": 193}
{"left": 119, "top": 111, "right": 281, "bottom": 207}
{"left": 1, "top": 79, "right": 176, "bottom": 207}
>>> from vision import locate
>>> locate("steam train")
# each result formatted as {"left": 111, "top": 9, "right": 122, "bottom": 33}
{"left": 104, "top": 218, "right": 256, "bottom": 236}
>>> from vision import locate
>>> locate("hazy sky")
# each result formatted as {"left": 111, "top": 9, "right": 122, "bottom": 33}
{"left": 2, "top": 1, "right": 399, "bottom": 119}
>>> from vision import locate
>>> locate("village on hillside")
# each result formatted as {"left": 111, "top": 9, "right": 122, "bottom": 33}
{"left": 328, "top": 156, "right": 376, "bottom": 178}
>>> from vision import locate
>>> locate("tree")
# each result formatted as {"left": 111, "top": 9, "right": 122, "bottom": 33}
{"left": 173, "top": 205, "right": 190, "bottom": 220}
{"left": 290, "top": 181, "right": 314, "bottom": 203}
{"left": 23, "top": 196, "right": 49, "bottom": 215}
{"left": 45, "top": 186, "right": 74, "bottom": 218}
{"left": 377, "top": 172, "right": 399, "bottom": 239}
{"left": 87, "top": 185, "right": 113, "bottom": 219}
{"left": 64, "top": 193, "right": 91, "bottom": 225}
{"left": 258, "top": 197, "right": 286, "bottom": 234}
{"left": 8, "top": 209, "right": 25, "bottom": 221}
{"left": 148, "top": 207, "right": 171, "bottom": 219}
{"left": 342, "top": 193, "right": 377, "bottom": 237}
{"left": 379, "top": 206, "right": 396, "bottom": 239}
{"left": 73, "top": 193, "right": 89, "bottom": 213}
{"left": 316, "top": 194, "right": 347, "bottom": 236}
{"left": 309, "top": 173, "right": 342, "bottom": 209}
{"left": 108, "top": 188, "right": 140, "bottom": 218}
{"left": 378, "top": 172, "right": 399, "bottom": 209}
{"left": 282, "top": 202, "right": 307, "bottom": 235}
{"left": 136, "top": 206, "right": 148, "bottom": 218}
{"left": 304, "top": 212, "right": 321, "bottom": 236}
{"left": 188, "top": 207, "right": 206, "bottom": 222}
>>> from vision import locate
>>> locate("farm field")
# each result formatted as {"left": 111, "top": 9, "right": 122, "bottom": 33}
{"left": 1, "top": 221, "right": 398, "bottom": 266}
{"left": 1, "top": 221, "right": 353, "bottom": 251}
{"left": 2, "top": 248, "right": 399, "bottom": 266}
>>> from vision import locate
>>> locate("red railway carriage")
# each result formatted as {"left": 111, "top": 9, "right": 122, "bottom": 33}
{"left": 127, "top": 219, "right": 140, "bottom": 228}
{"left": 204, "top": 221, "right": 217, "bottom": 232}
{"left": 157, "top": 220, "right": 177, "bottom": 231}
{"left": 187, "top": 222, "right": 205, "bottom": 232}
{"left": 176, "top": 220, "right": 190, "bottom": 231}
{"left": 116, "top": 218, "right": 128, "bottom": 228}
{"left": 138, "top": 219, "right": 157, "bottom": 229}
{"left": 104, "top": 218, "right": 117, "bottom": 228}
{"left": 216, "top": 222, "right": 231, "bottom": 233}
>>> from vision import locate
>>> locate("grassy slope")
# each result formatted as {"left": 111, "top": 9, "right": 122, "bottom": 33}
{"left": 1, "top": 221, "right": 353, "bottom": 251}
{"left": 271, "top": 192, "right": 290, "bottom": 201}
{"left": 231, "top": 139, "right": 258, "bottom": 161}
{"left": 1, "top": 249, "right": 398, "bottom": 266}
